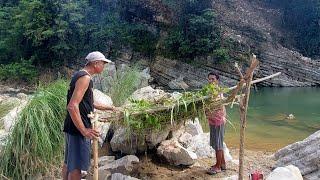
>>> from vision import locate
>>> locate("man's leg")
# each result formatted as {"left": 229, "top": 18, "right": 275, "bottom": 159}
{"left": 68, "top": 169, "right": 81, "bottom": 180}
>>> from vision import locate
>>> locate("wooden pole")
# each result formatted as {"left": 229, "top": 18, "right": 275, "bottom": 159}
{"left": 238, "top": 56, "right": 259, "bottom": 180}
{"left": 88, "top": 112, "right": 99, "bottom": 180}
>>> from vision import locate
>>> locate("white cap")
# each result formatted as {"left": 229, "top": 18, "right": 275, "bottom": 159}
{"left": 85, "top": 51, "right": 112, "bottom": 65}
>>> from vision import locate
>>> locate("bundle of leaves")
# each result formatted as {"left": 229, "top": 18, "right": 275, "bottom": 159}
{"left": 110, "top": 83, "right": 230, "bottom": 135}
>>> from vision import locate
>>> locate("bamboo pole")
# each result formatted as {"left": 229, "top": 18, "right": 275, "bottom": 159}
{"left": 238, "top": 56, "right": 259, "bottom": 180}
{"left": 229, "top": 72, "right": 281, "bottom": 90}
{"left": 88, "top": 111, "right": 99, "bottom": 180}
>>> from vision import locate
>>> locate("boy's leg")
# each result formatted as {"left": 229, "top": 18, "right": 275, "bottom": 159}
{"left": 62, "top": 164, "right": 68, "bottom": 180}
{"left": 68, "top": 169, "right": 81, "bottom": 180}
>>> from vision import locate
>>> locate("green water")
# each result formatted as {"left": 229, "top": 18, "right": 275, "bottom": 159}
{"left": 203, "top": 87, "right": 320, "bottom": 152}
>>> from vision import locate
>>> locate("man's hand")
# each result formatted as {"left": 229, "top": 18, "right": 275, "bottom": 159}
{"left": 82, "top": 128, "right": 100, "bottom": 139}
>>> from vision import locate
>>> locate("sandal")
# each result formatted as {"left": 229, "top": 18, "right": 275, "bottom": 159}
{"left": 211, "top": 165, "right": 227, "bottom": 171}
{"left": 207, "top": 167, "right": 222, "bottom": 175}
{"left": 221, "top": 164, "right": 227, "bottom": 171}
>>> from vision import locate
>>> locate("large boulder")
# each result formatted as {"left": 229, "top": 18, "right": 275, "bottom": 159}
{"left": 273, "top": 130, "right": 320, "bottom": 179}
{"left": 96, "top": 122, "right": 111, "bottom": 146}
{"left": 266, "top": 165, "right": 303, "bottom": 180}
{"left": 145, "top": 127, "right": 170, "bottom": 149}
{"left": 93, "top": 89, "right": 113, "bottom": 106}
{"left": 157, "top": 139, "right": 197, "bottom": 166}
{"left": 128, "top": 86, "right": 168, "bottom": 103}
{"left": 110, "top": 127, "right": 147, "bottom": 154}
{"left": 186, "top": 133, "right": 215, "bottom": 158}
{"left": 110, "top": 126, "right": 170, "bottom": 154}
{"left": 185, "top": 118, "right": 203, "bottom": 136}
{"left": 99, "top": 155, "right": 139, "bottom": 175}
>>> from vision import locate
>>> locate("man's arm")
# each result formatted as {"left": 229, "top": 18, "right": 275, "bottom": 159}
{"left": 67, "top": 75, "right": 99, "bottom": 139}
{"left": 93, "top": 102, "right": 116, "bottom": 111}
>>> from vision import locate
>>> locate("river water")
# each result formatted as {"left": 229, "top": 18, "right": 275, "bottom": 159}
{"left": 203, "top": 87, "right": 320, "bottom": 152}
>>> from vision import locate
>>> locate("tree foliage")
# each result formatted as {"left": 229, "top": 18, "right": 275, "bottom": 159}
{"left": 266, "top": 0, "right": 320, "bottom": 57}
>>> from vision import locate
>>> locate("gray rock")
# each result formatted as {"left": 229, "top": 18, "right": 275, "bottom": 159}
{"left": 185, "top": 118, "right": 203, "bottom": 136}
{"left": 157, "top": 139, "right": 197, "bottom": 166}
{"left": 128, "top": 86, "right": 168, "bottom": 103}
{"left": 168, "top": 76, "right": 189, "bottom": 90}
{"left": 93, "top": 89, "right": 113, "bottom": 106}
{"left": 16, "top": 93, "right": 28, "bottom": 99}
{"left": 186, "top": 133, "right": 232, "bottom": 160}
{"left": 273, "top": 130, "right": 320, "bottom": 178}
{"left": 97, "top": 122, "right": 111, "bottom": 146}
{"left": 98, "top": 169, "right": 111, "bottom": 180}
{"left": 110, "top": 127, "right": 147, "bottom": 154}
{"left": 145, "top": 127, "right": 170, "bottom": 149}
{"left": 138, "top": 67, "right": 151, "bottom": 88}
{"left": 2, "top": 99, "right": 28, "bottom": 132}
{"left": 98, "top": 156, "right": 115, "bottom": 166}
{"left": 178, "top": 132, "right": 193, "bottom": 148}
{"left": 187, "top": 133, "right": 215, "bottom": 159}
{"left": 111, "top": 173, "right": 140, "bottom": 180}
{"left": 266, "top": 165, "right": 303, "bottom": 180}
{"left": 99, "top": 155, "right": 139, "bottom": 174}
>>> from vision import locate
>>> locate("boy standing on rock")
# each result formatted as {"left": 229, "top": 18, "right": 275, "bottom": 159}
{"left": 205, "top": 72, "right": 227, "bottom": 175}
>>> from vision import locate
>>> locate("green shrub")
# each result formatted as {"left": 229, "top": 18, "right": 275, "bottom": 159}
{"left": 0, "top": 60, "right": 38, "bottom": 82}
{"left": 162, "top": 10, "right": 221, "bottom": 59}
{"left": 213, "top": 48, "right": 230, "bottom": 63}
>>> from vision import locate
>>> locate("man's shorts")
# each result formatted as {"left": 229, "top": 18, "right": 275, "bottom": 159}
{"left": 64, "top": 133, "right": 91, "bottom": 173}
{"left": 209, "top": 124, "right": 225, "bottom": 150}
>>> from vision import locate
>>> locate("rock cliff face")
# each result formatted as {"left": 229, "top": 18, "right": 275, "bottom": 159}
{"left": 212, "top": 0, "right": 320, "bottom": 87}
{"left": 115, "top": 0, "right": 320, "bottom": 88}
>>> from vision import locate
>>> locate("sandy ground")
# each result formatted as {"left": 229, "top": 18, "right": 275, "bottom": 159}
{"left": 126, "top": 148, "right": 275, "bottom": 180}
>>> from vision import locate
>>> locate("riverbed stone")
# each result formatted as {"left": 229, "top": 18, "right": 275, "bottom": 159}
{"left": 157, "top": 139, "right": 197, "bottom": 166}
{"left": 185, "top": 118, "right": 203, "bottom": 136}
{"left": 111, "top": 173, "right": 140, "bottom": 180}
{"left": 266, "top": 165, "right": 303, "bottom": 180}
{"left": 99, "top": 155, "right": 139, "bottom": 174}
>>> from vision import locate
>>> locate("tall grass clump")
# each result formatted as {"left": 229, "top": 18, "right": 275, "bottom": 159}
{"left": 107, "top": 65, "right": 141, "bottom": 106}
{"left": 0, "top": 79, "right": 68, "bottom": 179}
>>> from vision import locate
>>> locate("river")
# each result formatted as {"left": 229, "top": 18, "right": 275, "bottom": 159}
{"left": 203, "top": 87, "right": 320, "bottom": 152}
